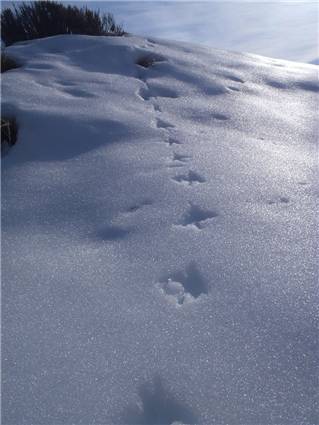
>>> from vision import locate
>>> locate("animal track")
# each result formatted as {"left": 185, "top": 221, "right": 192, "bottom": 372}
{"left": 296, "top": 81, "right": 319, "bottom": 93}
{"left": 122, "top": 376, "right": 197, "bottom": 424}
{"left": 168, "top": 152, "right": 191, "bottom": 167}
{"left": 138, "top": 86, "right": 178, "bottom": 101}
{"left": 136, "top": 54, "right": 165, "bottom": 68}
{"left": 62, "top": 87, "right": 95, "bottom": 98}
{"left": 178, "top": 203, "right": 218, "bottom": 229}
{"left": 168, "top": 152, "right": 190, "bottom": 168}
{"left": 159, "top": 262, "right": 208, "bottom": 306}
{"left": 126, "top": 200, "right": 152, "bottom": 213}
{"left": 173, "top": 170, "right": 205, "bottom": 185}
{"left": 165, "top": 137, "right": 182, "bottom": 146}
{"left": 279, "top": 196, "right": 289, "bottom": 203}
{"left": 153, "top": 87, "right": 178, "bottom": 99}
{"left": 96, "top": 225, "right": 131, "bottom": 241}
{"left": 173, "top": 152, "right": 190, "bottom": 163}
{"left": 138, "top": 86, "right": 151, "bottom": 101}
{"left": 26, "top": 63, "right": 53, "bottom": 71}
{"left": 228, "top": 86, "right": 240, "bottom": 92}
{"left": 56, "top": 80, "right": 76, "bottom": 87}
{"left": 156, "top": 118, "right": 175, "bottom": 129}
{"left": 227, "top": 75, "right": 245, "bottom": 83}
{"left": 265, "top": 78, "right": 318, "bottom": 93}
{"left": 267, "top": 196, "right": 290, "bottom": 205}
{"left": 212, "top": 113, "right": 229, "bottom": 121}
{"left": 266, "top": 80, "right": 287, "bottom": 90}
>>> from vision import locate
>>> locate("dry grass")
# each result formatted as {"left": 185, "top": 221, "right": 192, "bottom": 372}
{"left": 1, "top": 117, "right": 18, "bottom": 155}
{"left": 1, "top": 1, "right": 124, "bottom": 46}
{"left": 1, "top": 53, "right": 19, "bottom": 73}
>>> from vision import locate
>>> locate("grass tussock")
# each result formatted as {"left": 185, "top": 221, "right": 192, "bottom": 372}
{"left": 1, "top": 117, "right": 18, "bottom": 155}
{"left": 1, "top": 52, "right": 20, "bottom": 72}
{"left": 1, "top": 1, "right": 125, "bottom": 46}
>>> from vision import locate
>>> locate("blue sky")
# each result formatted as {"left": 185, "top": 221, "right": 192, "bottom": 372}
{"left": 77, "top": 1, "right": 318, "bottom": 63}
{"left": 2, "top": 1, "right": 318, "bottom": 62}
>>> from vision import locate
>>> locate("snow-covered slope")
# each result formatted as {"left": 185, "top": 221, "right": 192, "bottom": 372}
{"left": 2, "top": 35, "right": 318, "bottom": 425}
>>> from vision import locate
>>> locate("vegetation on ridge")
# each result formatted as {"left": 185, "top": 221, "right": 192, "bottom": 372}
{"left": 1, "top": 52, "right": 20, "bottom": 72}
{"left": 1, "top": 1, "right": 125, "bottom": 46}
{"left": 1, "top": 117, "right": 18, "bottom": 155}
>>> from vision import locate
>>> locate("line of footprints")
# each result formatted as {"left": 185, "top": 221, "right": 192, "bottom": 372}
{"left": 136, "top": 51, "right": 216, "bottom": 307}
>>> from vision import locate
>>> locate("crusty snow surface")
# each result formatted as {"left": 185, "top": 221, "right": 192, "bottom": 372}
{"left": 2, "top": 35, "right": 318, "bottom": 425}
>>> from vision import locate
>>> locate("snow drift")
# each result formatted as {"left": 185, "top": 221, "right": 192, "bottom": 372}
{"left": 2, "top": 34, "right": 318, "bottom": 424}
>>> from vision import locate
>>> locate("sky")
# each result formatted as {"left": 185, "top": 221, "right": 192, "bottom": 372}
{"left": 70, "top": 1, "right": 319, "bottom": 63}
{"left": 2, "top": 1, "right": 318, "bottom": 63}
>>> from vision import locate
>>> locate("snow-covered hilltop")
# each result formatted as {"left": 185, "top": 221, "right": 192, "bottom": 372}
{"left": 2, "top": 35, "right": 318, "bottom": 424}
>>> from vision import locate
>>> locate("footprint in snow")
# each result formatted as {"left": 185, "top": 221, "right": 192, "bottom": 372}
{"left": 173, "top": 170, "right": 205, "bottom": 185}
{"left": 156, "top": 118, "right": 175, "bottom": 129}
{"left": 26, "top": 63, "right": 53, "bottom": 71}
{"left": 125, "top": 200, "right": 152, "bottom": 213}
{"left": 159, "top": 262, "right": 208, "bottom": 306}
{"left": 62, "top": 87, "right": 95, "bottom": 98}
{"left": 146, "top": 38, "right": 156, "bottom": 46}
{"left": 138, "top": 86, "right": 151, "bottom": 101}
{"left": 122, "top": 376, "right": 197, "bottom": 424}
{"left": 267, "top": 196, "right": 290, "bottom": 205}
{"left": 153, "top": 103, "right": 162, "bottom": 112}
{"left": 225, "top": 74, "right": 245, "bottom": 83}
{"left": 173, "top": 152, "right": 191, "bottom": 163}
{"left": 178, "top": 203, "right": 218, "bottom": 229}
{"left": 266, "top": 80, "right": 288, "bottom": 90}
{"left": 168, "top": 152, "right": 191, "bottom": 167}
{"left": 228, "top": 86, "right": 240, "bottom": 92}
{"left": 212, "top": 113, "right": 229, "bottom": 121}
{"left": 56, "top": 80, "right": 77, "bottom": 87}
{"left": 165, "top": 137, "right": 182, "bottom": 146}
{"left": 139, "top": 85, "right": 179, "bottom": 101}
{"left": 96, "top": 225, "right": 131, "bottom": 241}
{"left": 136, "top": 54, "right": 165, "bottom": 68}
{"left": 151, "top": 87, "right": 179, "bottom": 99}
{"left": 296, "top": 81, "right": 319, "bottom": 93}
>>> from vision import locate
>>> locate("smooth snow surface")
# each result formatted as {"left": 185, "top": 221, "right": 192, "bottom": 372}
{"left": 2, "top": 35, "right": 318, "bottom": 424}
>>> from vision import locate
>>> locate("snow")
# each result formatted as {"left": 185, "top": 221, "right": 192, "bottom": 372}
{"left": 2, "top": 34, "right": 318, "bottom": 424}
